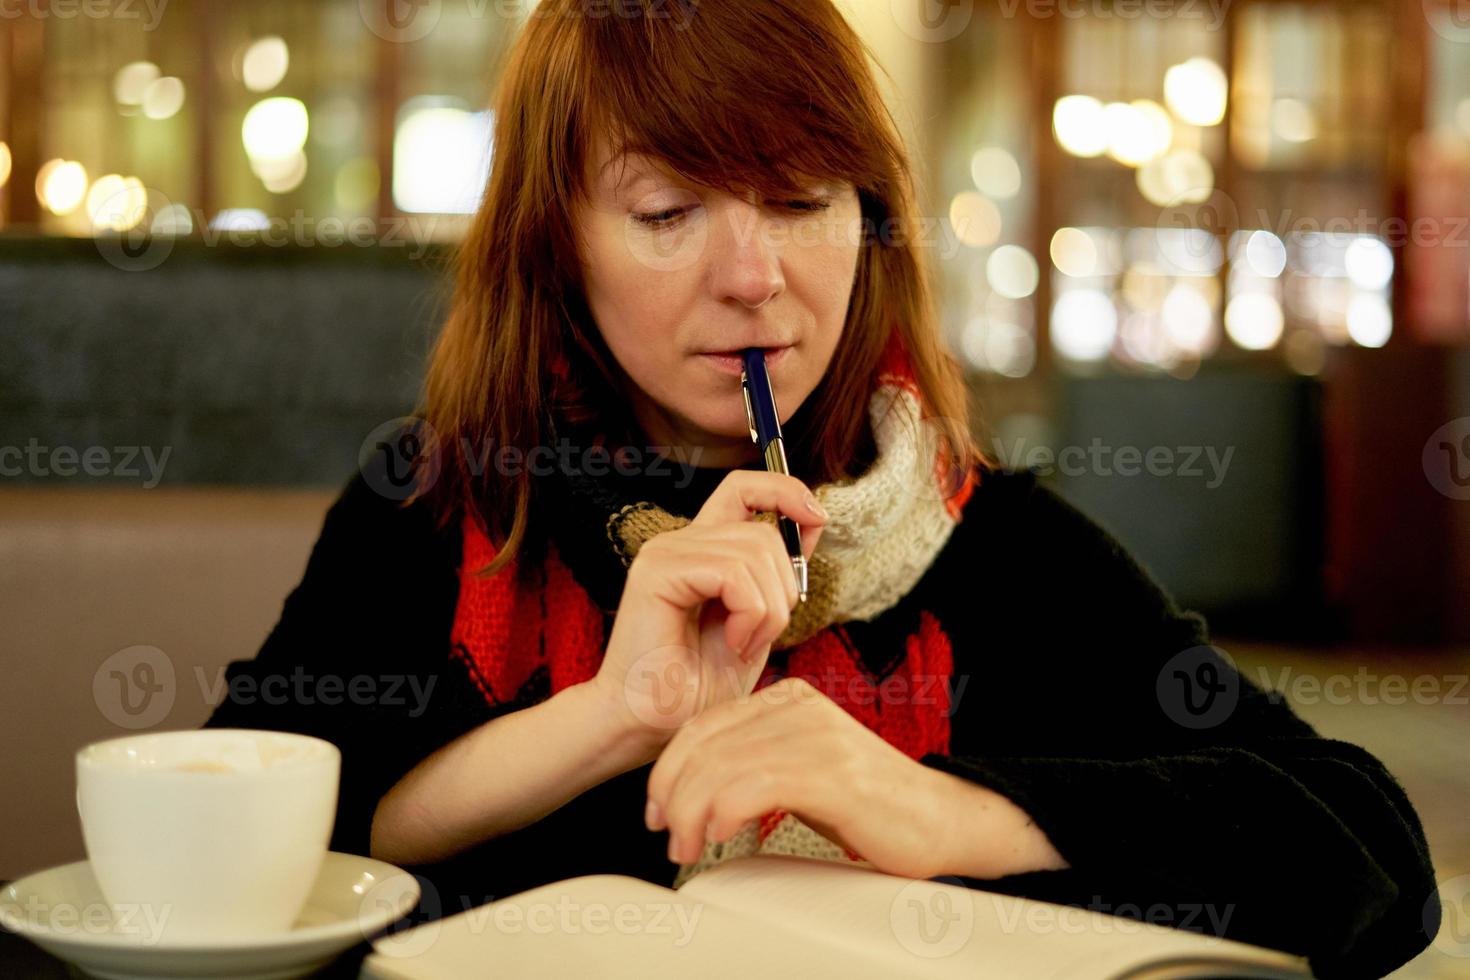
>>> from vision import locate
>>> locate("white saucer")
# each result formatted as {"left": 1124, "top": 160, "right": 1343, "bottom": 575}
{"left": 0, "top": 851, "right": 420, "bottom": 980}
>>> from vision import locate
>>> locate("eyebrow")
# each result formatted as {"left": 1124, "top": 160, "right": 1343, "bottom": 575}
{"left": 599, "top": 151, "right": 668, "bottom": 192}
{"left": 598, "top": 151, "right": 630, "bottom": 179}
{"left": 599, "top": 151, "right": 634, "bottom": 184}
{"left": 597, "top": 152, "right": 838, "bottom": 198}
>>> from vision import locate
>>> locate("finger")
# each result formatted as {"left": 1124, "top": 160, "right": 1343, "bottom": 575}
{"left": 655, "top": 723, "right": 784, "bottom": 858}
{"left": 699, "top": 495, "right": 824, "bottom": 580}
{"left": 757, "top": 520, "right": 803, "bottom": 610}
{"left": 733, "top": 520, "right": 799, "bottom": 619}
{"left": 665, "top": 742, "right": 791, "bottom": 864}
{"left": 636, "top": 540, "right": 768, "bottom": 653}
{"left": 700, "top": 522, "right": 800, "bottom": 619}
{"left": 746, "top": 547, "right": 793, "bottom": 657}
{"left": 647, "top": 696, "right": 774, "bottom": 828}
{"left": 692, "top": 470, "right": 828, "bottom": 533}
{"left": 663, "top": 683, "right": 856, "bottom": 861}
{"left": 716, "top": 558, "right": 766, "bottom": 655}
{"left": 799, "top": 519, "right": 824, "bottom": 560}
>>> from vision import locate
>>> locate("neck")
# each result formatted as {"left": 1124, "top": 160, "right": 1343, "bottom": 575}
{"left": 626, "top": 391, "right": 762, "bottom": 470}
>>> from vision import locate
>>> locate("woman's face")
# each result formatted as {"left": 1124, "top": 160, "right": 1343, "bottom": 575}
{"left": 574, "top": 133, "right": 863, "bottom": 468}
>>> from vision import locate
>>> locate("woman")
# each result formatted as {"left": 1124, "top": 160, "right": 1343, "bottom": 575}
{"left": 204, "top": 2, "right": 1439, "bottom": 976}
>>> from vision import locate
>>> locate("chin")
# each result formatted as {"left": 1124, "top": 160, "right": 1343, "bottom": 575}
{"left": 689, "top": 404, "right": 757, "bottom": 442}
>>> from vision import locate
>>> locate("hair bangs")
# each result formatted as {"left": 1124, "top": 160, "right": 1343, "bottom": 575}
{"left": 572, "top": 0, "right": 892, "bottom": 202}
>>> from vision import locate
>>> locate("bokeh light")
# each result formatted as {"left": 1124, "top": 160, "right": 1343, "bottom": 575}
{"left": 1051, "top": 288, "right": 1118, "bottom": 361}
{"left": 1225, "top": 292, "right": 1286, "bottom": 350}
{"left": 242, "top": 97, "right": 310, "bottom": 161}
{"left": 1105, "top": 100, "right": 1172, "bottom": 167}
{"left": 970, "top": 146, "right": 1021, "bottom": 199}
{"left": 1049, "top": 227, "right": 1097, "bottom": 278}
{"left": 142, "top": 77, "right": 186, "bottom": 120}
{"left": 1137, "top": 149, "right": 1214, "bottom": 206}
{"left": 393, "top": 103, "right": 494, "bottom": 214}
{"left": 1053, "top": 95, "right": 1108, "bottom": 158}
{"left": 949, "top": 191, "right": 1003, "bottom": 248}
{"left": 85, "top": 174, "right": 148, "bottom": 232}
{"left": 1163, "top": 57, "right": 1228, "bottom": 126}
{"left": 113, "top": 61, "right": 159, "bottom": 107}
{"left": 987, "top": 245, "right": 1040, "bottom": 299}
{"left": 36, "top": 159, "right": 88, "bottom": 215}
{"left": 242, "top": 37, "right": 290, "bottom": 93}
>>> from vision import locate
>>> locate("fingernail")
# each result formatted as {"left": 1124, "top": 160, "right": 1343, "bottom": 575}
{"left": 668, "top": 834, "right": 680, "bottom": 863}
{"left": 805, "top": 493, "right": 828, "bottom": 519}
{"left": 645, "top": 799, "right": 662, "bottom": 831}
{"left": 743, "top": 631, "right": 767, "bottom": 662}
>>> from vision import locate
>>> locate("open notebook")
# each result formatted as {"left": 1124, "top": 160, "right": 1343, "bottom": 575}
{"left": 359, "top": 854, "right": 1314, "bottom": 980}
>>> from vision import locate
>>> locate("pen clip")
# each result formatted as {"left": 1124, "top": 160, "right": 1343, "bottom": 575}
{"left": 739, "top": 368, "right": 759, "bottom": 445}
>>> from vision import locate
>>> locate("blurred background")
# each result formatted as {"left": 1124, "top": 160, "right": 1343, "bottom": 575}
{"left": 1, "top": 2, "right": 1467, "bottom": 974}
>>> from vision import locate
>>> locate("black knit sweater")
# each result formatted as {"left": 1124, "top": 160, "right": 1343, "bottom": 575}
{"left": 201, "top": 464, "right": 1439, "bottom": 978}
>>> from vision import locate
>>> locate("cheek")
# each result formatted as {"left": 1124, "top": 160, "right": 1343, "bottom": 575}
{"left": 801, "top": 218, "right": 862, "bottom": 334}
{"left": 582, "top": 219, "right": 685, "bottom": 357}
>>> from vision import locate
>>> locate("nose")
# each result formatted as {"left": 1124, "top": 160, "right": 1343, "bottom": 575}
{"left": 708, "top": 199, "right": 785, "bottom": 310}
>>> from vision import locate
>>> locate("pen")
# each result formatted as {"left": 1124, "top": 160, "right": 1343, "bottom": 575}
{"left": 739, "top": 347, "right": 809, "bottom": 604}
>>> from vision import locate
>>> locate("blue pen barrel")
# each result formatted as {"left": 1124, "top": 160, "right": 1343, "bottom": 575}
{"left": 741, "top": 348, "right": 783, "bottom": 451}
{"left": 778, "top": 516, "right": 803, "bottom": 557}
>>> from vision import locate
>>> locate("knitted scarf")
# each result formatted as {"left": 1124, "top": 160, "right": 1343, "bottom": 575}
{"left": 448, "top": 331, "right": 978, "bottom": 886}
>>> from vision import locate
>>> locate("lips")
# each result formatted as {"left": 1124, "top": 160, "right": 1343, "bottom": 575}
{"left": 697, "top": 345, "right": 793, "bottom": 375}
{"left": 699, "top": 344, "right": 794, "bottom": 356}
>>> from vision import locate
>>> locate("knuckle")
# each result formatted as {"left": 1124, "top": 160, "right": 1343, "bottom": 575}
{"left": 708, "top": 789, "right": 744, "bottom": 829}
{"left": 726, "top": 469, "right": 758, "bottom": 493}
{"left": 767, "top": 584, "right": 791, "bottom": 623}
{"left": 665, "top": 804, "right": 693, "bottom": 835}
{"left": 679, "top": 713, "right": 711, "bottom": 743}
{"left": 776, "top": 676, "right": 817, "bottom": 699}
{"left": 734, "top": 557, "right": 764, "bottom": 593}
{"left": 635, "top": 534, "right": 669, "bottom": 562}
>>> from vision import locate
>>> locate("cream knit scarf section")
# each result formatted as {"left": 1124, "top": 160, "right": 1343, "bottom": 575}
{"left": 599, "top": 379, "right": 973, "bottom": 886}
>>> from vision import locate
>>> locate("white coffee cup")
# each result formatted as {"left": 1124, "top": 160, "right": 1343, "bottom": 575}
{"left": 75, "top": 728, "right": 340, "bottom": 942}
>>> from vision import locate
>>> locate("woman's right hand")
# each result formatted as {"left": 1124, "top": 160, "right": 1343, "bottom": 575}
{"left": 590, "top": 470, "right": 828, "bottom": 754}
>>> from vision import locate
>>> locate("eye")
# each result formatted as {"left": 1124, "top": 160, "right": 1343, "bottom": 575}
{"left": 780, "top": 197, "right": 832, "bottom": 214}
{"left": 632, "top": 206, "right": 692, "bottom": 228}
{"left": 632, "top": 197, "right": 831, "bottom": 228}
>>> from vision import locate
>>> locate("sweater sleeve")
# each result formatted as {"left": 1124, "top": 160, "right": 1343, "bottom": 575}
{"left": 919, "top": 471, "right": 1440, "bottom": 980}
{"left": 200, "top": 472, "right": 495, "bottom": 858}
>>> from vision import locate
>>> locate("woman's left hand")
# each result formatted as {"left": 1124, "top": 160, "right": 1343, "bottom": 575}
{"left": 643, "top": 676, "right": 961, "bottom": 880}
